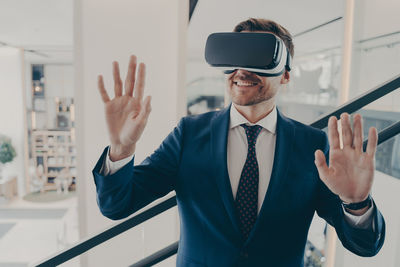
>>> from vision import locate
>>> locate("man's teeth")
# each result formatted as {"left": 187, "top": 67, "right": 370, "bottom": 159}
{"left": 234, "top": 81, "right": 258, "bottom": 86}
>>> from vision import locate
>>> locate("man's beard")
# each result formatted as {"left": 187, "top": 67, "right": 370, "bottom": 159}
{"left": 229, "top": 84, "right": 273, "bottom": 106}
{"left": 227, "top": 71, "right": 273, "bottom": 106}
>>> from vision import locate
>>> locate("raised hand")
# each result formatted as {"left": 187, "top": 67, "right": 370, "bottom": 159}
{"left": 314, "top": 113, "right": 378, "bottom": 212}
{"left": 98, "top": 55, "right": 152, "bottom": 161}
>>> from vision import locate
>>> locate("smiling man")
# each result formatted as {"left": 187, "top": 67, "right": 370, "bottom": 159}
{"left": 93, "top": 18, "right": 385, "bottom": 266}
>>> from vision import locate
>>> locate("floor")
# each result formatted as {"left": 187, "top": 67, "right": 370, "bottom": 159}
{"left": 0, "top": 192, "right": 79, "bottom": 267}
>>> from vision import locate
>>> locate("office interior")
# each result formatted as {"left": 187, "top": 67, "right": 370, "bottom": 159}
{"left": 0, "top": 0, "right": 399, "bottom": 266}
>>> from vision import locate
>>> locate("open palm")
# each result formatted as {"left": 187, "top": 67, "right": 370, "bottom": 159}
{"left": 98, "top": 55, "right": 152, "bottom": 161}
{"left": 314, "top": 113, "right": 378, "bottom": 204}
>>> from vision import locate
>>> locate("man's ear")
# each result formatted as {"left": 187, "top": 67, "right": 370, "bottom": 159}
{"left": 280, "top": 71, "right": 290, "bottom": 84}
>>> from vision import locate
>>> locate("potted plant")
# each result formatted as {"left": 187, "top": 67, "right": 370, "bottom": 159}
{"left": 0, "top": 135, "right": 16, "bottom": 179}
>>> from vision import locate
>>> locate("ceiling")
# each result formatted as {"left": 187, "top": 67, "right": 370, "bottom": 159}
{"left": 0, "top": 0, "right": 346, "bottom": 63}
{"left": 188, "top": 0, "right": 345, "bottom": 59}
{"left": 1, "top": 0, "right": 398, "bottom": 63}
{"left": 0, "top": 0, "right": 73, "bottom": 63}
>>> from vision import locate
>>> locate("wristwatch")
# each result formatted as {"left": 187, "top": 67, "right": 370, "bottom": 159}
{"left": 341, "top": 195, "right": 372, "bottom": 210}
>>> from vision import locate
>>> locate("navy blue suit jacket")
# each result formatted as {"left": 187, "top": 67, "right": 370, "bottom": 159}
{"left": 93, "top": 106, "right": 385, "bottom": 267}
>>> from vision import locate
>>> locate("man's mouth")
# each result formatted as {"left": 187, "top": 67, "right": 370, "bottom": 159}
{"left": 233, "top": 81, "right": 259, "bottom": 87}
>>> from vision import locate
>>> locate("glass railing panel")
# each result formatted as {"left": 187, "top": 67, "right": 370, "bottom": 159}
{"left": 281, "top": 86, "right": 399, "bottom": 267}
{"left": 356, "top": 110, "right": 400, "bottom": 180}
{"left": 40, "top": 203, "right": 179, "bottom": 267}
{"left": 339, "top": 160, "right": 400, "bottom": 267}
{"left": 86, "top": 206, "right": 178, "bottom": 267}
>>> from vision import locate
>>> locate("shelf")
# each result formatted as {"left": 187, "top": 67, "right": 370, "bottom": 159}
{"left": 44, "top": 153, "right": 76, "bottom": 156}
{"left": 31, "top": 130, "right": 77, "bottom": 192}
{"left": 29, "top": 110, "right": 47, "bottom": 113}
{"left": 47, "top": 165, "right": 76, "bottom": 167}
{"left": 48, "top": 175, "right": 76, "bottom": 178}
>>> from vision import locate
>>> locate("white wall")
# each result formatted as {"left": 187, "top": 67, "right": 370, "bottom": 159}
{"left": 74, "top": 0, "right": 187, "bottom": 266}
{"left": 0, "top": 47, "right": 27, "bottom": 196}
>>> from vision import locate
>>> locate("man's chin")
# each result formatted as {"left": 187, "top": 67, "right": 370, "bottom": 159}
{"left": 232, "top": 98, "right": 259, "bottom": 106}
{"left": 231, "top": 96, "right": 272, "bottom": 107}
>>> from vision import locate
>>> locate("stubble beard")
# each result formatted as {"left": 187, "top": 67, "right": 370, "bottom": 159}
{"left": 229, "top": 84, "right": 273, "bottom": 106}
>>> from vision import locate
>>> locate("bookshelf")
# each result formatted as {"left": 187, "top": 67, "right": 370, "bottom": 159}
{"left": 31, "top": 130, "right": 76, "bottom": 191}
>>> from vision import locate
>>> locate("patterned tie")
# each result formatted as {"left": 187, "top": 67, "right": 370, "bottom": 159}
{"left": 235, "top": 124, "right": 263, "bottom": 240}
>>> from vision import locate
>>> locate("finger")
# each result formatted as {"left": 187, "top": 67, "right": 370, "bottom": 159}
{"left": 366, "top": 127, "right": 378, "bottom": 156}
{"left": 340, "top": 113, "right": 353, "bottom": 148}
{"left": 136, "top": 95, "right": 152, "bottom": 122}
{"left": 328, "top": 116, "right": 340, "bottom": 149}
{"left": 124, "top": 55, "right": 137, "bottom": 96}
{"left": 352, "top": 114, "right": 363, "bottom": 152}
{"left": 97, "top": 75, "right": 110, "bottom": 103}
{"left": 134, "top": 63, "right": 146, "bottom": 101}
{"left": 314, "top": 150, "right": 330, "bottom": 179}
{"left": 113, "top": 61, "right": 123, "bottom": 97}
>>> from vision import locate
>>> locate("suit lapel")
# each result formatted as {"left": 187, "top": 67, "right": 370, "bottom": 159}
{"left": 244, "top": 108, "right": 295, "bottom": 245}
{"left": 210, "top": 105, "right": 241, "bottom": 235}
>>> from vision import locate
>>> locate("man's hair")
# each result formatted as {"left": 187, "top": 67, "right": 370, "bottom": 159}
{"left": 233, "top": 18, "right": 294, "bottom": 58}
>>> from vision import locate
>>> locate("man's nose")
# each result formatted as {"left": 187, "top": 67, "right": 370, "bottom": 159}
{"left": 234, "top": 69, "right": 260, "bottom": 80}
{"left": 235, "top": 69, "right": 253, "bottom": 76}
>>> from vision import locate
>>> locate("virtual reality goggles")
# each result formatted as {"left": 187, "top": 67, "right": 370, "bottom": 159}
{"left": 205, "top": 32, "right": 292, "bottom": 77}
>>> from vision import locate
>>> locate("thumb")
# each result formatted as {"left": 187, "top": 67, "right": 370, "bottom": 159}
{"left": 314, "top": 149, "right": 329, "bottom": 180}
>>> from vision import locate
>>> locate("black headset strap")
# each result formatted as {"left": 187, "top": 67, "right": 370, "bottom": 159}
{"left": 285, "top": 48, "right": 292, "bottom": 72}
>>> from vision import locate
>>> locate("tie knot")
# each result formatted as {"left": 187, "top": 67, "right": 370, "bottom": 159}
{"left": 241, "top": 124, "right": 262, "bottom": 144}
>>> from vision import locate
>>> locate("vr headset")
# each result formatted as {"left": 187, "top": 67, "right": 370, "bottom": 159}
{"left": 205, "top": 32, "right": 292, "bottom": 77}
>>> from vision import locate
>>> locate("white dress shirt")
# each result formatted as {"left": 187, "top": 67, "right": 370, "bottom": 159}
{"left": 227, "top": 103, "right": 277, "bottom": 214}
{"left": 101, "top": 104, "right": 374, "bottom": 229}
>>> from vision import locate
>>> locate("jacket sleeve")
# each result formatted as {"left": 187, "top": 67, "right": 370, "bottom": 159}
{"left": 315, "top": 131, "right": 385, "bottom": 257}
{"left": 92, "top": 118, "right": 184, "bottom": 220}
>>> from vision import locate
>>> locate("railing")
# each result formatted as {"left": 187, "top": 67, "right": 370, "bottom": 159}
{"left": 35, "top": 197, "right": 177, "bottom": 267}
{"left": 129, "top": 242, "right": 179, "bottom": 267}
{"left": 310, "top": 74, "right": 400, "bottom": 129}
{"left": 34, "top": 72, "right": 400, "bottom": 266}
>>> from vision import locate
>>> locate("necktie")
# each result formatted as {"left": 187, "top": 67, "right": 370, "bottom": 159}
{"left": 235, "top": 124, "right": 262, "bottom": 240}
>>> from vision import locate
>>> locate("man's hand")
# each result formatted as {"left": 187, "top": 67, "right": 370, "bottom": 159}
{"left": 314, "top": 113, "right": 378, "bottom": 213}
{"left": 98, "top": 55, "right": 152, "bottom": 161}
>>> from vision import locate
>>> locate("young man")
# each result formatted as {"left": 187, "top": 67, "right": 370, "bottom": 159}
{"left": 94, "top": 18, "right": 385, "bottom": 266}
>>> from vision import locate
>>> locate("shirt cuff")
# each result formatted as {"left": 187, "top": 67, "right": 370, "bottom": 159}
{"left": 342, "top": 201, "right": 375, "bottom": 230}
{"left": 99, "top": 147, "right": 135, "bottom": 175}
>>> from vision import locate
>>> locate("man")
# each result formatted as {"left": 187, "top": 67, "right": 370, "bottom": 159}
{"left": 93, "top": 18, "right": 385, "bottom": 266}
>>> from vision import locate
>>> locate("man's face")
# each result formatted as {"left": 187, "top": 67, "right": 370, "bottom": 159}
{"left": 226, "top": 69, "right": 283, "bottom": 106}
{"left": 225, "top": 31, "right": 288, "bottom": 107}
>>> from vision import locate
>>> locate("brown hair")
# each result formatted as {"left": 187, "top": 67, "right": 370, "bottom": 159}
{"left": 233, "top": 18, "right": 294, "bottom": 58}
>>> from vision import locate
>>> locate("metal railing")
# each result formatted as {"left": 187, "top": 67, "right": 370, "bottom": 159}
{"left": 129, "top": 242, "right": 179, "bottom": 267}
{"left": 35, "top": 197, "right": 177, "bottom": 267}
{"left": 310, "top": 74, "right": 400, "bottom": 129}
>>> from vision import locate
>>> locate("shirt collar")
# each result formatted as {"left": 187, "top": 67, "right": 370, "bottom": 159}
{"left": 229, "top": 103, "right": 277, "bottom": 134}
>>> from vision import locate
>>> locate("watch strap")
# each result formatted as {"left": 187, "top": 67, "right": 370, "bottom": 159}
{"left": 342, "top": 195, "right": 372, "bottom": 210}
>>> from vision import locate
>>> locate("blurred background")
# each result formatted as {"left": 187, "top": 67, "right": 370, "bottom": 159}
{"left": 0, "top": 0, "right": 399, "bottom": 266}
